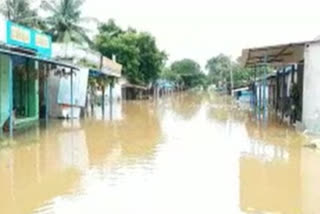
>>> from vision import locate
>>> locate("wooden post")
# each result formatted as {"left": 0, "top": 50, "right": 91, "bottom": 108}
{"left": 45, "top": 64, "right": 49, "bottom": 122}
{"left": 109, "top": 77, "right": 114, "bottom": 120}
{"left": 102, "top": 85, "right": 105, "bottom": 117}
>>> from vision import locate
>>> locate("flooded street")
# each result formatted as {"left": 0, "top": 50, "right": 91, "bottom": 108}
{"left": 1, "top": 92, "right": 320, "bottom": 214}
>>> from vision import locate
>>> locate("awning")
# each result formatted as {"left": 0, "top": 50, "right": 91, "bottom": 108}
{"left": 122, "top": 83, "right": 147, "bottom": 90}
{"left": 239, "top": 40, "right": 319, "bottom": 68}
{"left": 0, "top": 46, "right": 79, "bottom": 70}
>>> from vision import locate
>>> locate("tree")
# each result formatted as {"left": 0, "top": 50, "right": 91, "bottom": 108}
{"left": 95, "top": 20, "right": 167, "bottom": 85}
{"left": 170, "top": 59, "right": 206, "bottom": 89}
{"left": 41, "top": 0, "right": 92, "bottom": 44}
{"left": 160, "top": 67, "right": 182, "bottom": 83}
{"left": 206, "top": 54, "right": 232, "bottom": 88}
{"left": 136, "top": 32, "right": 167, "bottom": 84}
{"left": 0, "top": 0, "right": 43, "bottom": 28}
{"left": 206, "top": 54, "right": 273, "bottom": 91}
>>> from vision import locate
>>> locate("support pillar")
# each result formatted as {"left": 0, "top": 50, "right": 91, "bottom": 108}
{"left": 70, "top": 69, "right": 74, "bottom": 120}
{"left": 45, "top": 64, "right": 49, "bottom": 122}
{"left": 9, "top": 57, "right": 13, "bottom": 137}
{"left": 109, "top": 77, "right": 114, "bottom": 120}
{"left": 263, "top": 55, "right": 268, "bottom": 120}
{"left": 102, "top": 85, "right": 105, "bottom": 117}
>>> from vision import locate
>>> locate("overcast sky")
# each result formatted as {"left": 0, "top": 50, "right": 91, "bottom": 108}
{"left": 82, "top": 0, "right": 320, "bottom": 69}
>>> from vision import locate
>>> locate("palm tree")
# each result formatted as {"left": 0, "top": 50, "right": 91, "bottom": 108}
{"left": 41, "top": 0, "right": 93, "bottom": 45}
{"left": 0, "top": 0, "right": 43, "bottom": 28}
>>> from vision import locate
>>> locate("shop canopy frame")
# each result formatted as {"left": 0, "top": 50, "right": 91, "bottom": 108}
{"left": 0, "top": 46, "right": 79, "bottom": 136}
{"left": 239, "top": 40, "right": 317, "bottom": 68}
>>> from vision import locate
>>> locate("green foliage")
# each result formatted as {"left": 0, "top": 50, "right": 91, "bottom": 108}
{"left": 95, "top": 19, "right": 167, "bottom": 85}
{"left": 206, "top": 54, "right": 232, "bottom": 87}
{"left": 0, "top": 0, "right": 44, "bottom": 28}
{"left": 206, "top": 54, "right": 273, "bottom": 89}
{"left": 78, "top": 58, "right": 98, "bottom": 69}
{"left": 88, "top": 75, "right": 112, "bottom": 90}
{"left": 160, "top": 67, "right": 182, "bottom": 83}
{"left": 170, "top": 59, "right": 207, "bottom": 89}
{"left": 136, "top": 32, "right": 167, "bottom": 84}
{"left": 41, "top": 0, "right": 92, "bottom": 45}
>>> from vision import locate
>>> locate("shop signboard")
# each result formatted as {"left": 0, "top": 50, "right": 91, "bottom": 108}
{"left": 3, "top": 20, "right": 52, "bottom": 58}
{"left": 101, "top": 56, "right": 122, "bottom": 77}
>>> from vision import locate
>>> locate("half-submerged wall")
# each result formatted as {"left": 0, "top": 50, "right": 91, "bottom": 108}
{"left": 303, "top": 42, "right": 320, "bottom": 132}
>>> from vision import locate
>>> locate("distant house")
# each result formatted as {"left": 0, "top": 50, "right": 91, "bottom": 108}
{"left": 232, "top": 86, "right": 253, "bottom": 103}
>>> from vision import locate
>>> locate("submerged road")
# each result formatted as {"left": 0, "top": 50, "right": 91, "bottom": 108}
{"left": 0, "top": 92, "right": 319, "bottom": 214}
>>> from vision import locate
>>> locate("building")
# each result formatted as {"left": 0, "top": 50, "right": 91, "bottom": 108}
{"left": 0, "top": 16, "right": 77, "bottom": 135}
{"left": 50, "top": 43, "right": 122, "bottom": 118}
{"left": 240, "top": 40, "right": 319, "bottom": 131}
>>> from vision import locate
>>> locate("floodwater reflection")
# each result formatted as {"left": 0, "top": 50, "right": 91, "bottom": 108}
{"left": 0, "top": 92, "right": 320, "bottom": 214}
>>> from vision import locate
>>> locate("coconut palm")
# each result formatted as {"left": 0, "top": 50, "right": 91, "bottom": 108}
{"left": 0, "top": 0, "right": 44, "bottom": 28}
{"left": 41, "top": 0, "right": 93, "bottom": 45}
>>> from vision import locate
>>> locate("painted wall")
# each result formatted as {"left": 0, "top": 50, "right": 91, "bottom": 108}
{"left": 0, "top": 55, "right": 10, "bottom": 128}
{"left": 303, "top": 42, "right": 320, "bottom": 132}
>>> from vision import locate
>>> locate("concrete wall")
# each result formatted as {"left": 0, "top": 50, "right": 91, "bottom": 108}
{"left": 303, "top": 42, "right": 320, "bottom": 131}
{"left": 48, "top": 71, "right": 62, "bottom": 118}
{"left": 105, "top": 83, "right": 122, "bottom": 101}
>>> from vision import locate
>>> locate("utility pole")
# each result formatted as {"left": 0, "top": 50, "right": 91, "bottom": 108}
{"left": 229, "top": 63, "right": 234, "bottom": 96}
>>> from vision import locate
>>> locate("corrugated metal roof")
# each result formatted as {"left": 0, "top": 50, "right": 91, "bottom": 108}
{"left": 0, "top": 46, "right": 79, "bottom": 70}
{"left": 240, "top": 40, "right": 320, "bottom": 67}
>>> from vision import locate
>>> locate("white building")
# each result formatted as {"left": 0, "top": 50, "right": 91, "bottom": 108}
{"left": 49, "top": 43, "right": 122, "bottom": 119}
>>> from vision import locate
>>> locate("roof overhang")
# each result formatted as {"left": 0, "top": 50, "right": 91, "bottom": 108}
{"left": 239, "top": 40, "right": 320, "bottom": 68}
{"left": 122, "top": 83, "right": 147, "bottom": 90}
{"left": 0, "top": 46, "right": 79, "bottom": 70}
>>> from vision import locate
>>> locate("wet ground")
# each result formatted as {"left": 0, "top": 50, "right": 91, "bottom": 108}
{"left": 0, "top": 92, "right": 319, "bottom": 214}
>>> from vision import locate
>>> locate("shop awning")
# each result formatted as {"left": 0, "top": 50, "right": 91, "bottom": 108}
{"left": 239, "top": 40, "right": 318, "bottom": 67}
{"left": 0, "top": 46, "right": 79, "bottom": 70}
{"left": 122, "top": 83, "right": 147, "bottom": 90}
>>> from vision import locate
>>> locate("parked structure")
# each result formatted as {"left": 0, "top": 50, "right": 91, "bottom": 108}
{"left": 240, "top": 39, "right": 319, "bottom": 131}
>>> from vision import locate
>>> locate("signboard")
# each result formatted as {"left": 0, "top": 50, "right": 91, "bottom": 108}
{"left": 101, "top": 56, "right": 122, "bottom": 77}
{"left": 10, "top": 24, "right": 31, "bottom": 44}
{"left": 6, "top": 21, "right": 52, "bottom": 58}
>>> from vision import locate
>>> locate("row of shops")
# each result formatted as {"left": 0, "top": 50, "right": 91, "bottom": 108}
{"left": 0, "top": 17, "right": 125, "bottom": 135}
{"left": 234, "top": 39, "right": 320, "bottom": 133}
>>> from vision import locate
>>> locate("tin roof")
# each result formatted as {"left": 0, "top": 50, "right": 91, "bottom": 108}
{"left": 0, "top": 45, "right": 79, "bottom": 70}
{"left": 240, "top": 40, "right": 320, "bottom": 67}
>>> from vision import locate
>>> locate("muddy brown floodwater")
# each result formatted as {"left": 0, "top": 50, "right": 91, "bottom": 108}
{"left": 0, "top": 92, "right": 320, "bottom": 214}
